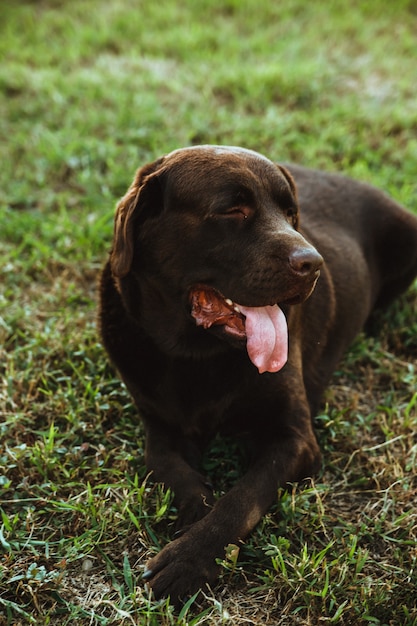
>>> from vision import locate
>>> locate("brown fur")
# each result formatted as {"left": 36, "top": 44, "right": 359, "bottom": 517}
{"left": 99, "top": 146, "right": 417, "bottom": 603}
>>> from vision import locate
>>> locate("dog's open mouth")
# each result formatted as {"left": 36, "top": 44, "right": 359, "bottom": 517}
{"left": 190, "top": 286, "right": 288, "bottom": 374}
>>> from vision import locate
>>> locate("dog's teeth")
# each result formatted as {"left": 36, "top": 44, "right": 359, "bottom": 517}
{"left": 225, "top": 298, "right": 233, "bottom": 306}
{"left": 234, "top": 305, "right": 241, "bottom": 313}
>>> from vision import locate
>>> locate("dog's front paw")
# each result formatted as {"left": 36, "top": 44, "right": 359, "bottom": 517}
{"left": 143, "top": 530, "right": 221, "bottom": 604}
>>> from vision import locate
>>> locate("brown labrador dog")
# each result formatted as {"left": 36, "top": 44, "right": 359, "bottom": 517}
{"left": 99, "top": 145, "right": 417, "bottom": 603}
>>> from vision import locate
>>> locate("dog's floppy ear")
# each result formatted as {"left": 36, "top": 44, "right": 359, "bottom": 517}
{"left": 110, "top": 158, "right": 165, "bottom": 278}
{"left": 276, "top": 164, "right": 299, "bottom": 230}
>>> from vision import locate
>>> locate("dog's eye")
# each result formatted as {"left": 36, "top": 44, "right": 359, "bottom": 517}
{"left": 286, "top": 207, "right": 298, "bottom": 225}
{"left": 222, "top": 206, "right": 252, "bottom": 220}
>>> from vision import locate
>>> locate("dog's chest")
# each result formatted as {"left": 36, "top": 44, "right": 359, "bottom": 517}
{"left": 179, "top": 377, "right": 234, "bottom": 436}
{"left": 146, "top": 357, "right": 246, "bottom": 437}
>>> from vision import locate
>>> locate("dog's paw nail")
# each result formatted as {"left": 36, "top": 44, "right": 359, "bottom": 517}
{"left": 142, "top": 567, "right": 153, "bottom": 580}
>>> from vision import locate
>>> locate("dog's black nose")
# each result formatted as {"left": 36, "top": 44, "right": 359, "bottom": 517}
{"left": 289, "top": 247, "right": 323, "bottom": 276}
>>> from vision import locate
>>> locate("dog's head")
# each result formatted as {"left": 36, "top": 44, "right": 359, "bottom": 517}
{"left": 110, "top": 146, "right": 322, "bottom": 372}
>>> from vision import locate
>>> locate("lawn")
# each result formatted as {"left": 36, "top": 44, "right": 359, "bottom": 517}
{"left": 1, "top": 0, "right": 417, "bottom": 624}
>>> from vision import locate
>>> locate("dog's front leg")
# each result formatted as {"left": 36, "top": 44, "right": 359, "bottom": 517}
{"left": 144, "top": 419, "right": 215, "bottom": 530}
{"left": 143, "top": 415, "right": 321, "bottom": 604}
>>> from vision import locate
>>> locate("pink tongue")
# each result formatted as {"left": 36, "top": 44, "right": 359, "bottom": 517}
{"left": 238, "top": 304, "right": 288, "bottom": 374}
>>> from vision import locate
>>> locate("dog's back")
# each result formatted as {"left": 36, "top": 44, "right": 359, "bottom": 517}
{"left": 288, "top": 164, "right": 417, "bottom": 308}
{"left": 284, "top": 164, "right": 417, "bottom": 411}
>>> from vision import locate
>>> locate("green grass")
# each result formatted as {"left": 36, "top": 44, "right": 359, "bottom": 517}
{"left": 1, "top": 0, "right": 417, "bottom": 623}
